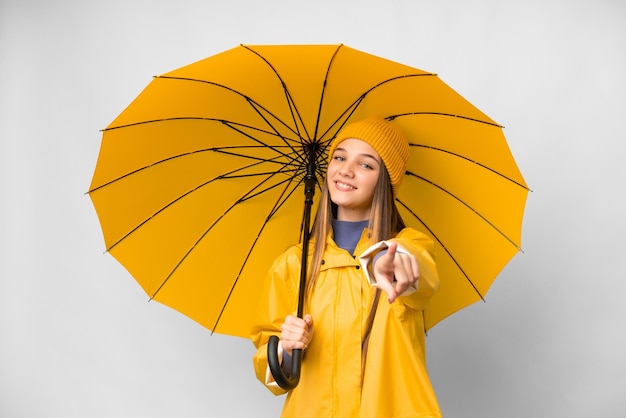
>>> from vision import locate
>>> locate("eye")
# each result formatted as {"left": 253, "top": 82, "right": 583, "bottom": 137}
{"left": 332, "top": 155, "right": 345, "bottom": 161}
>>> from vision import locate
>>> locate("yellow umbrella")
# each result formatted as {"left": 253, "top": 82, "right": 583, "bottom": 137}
{"left": 89, "top": 43, "right": 528, "bottom": 345}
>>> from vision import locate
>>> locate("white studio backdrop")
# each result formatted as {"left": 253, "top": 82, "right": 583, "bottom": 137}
{"left": 1, "top": 0, "right": 625, "bottom": 417}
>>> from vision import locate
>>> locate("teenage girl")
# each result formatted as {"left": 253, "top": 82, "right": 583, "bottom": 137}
{"left": 251, "top": 117, "right": 442, "bottom": 418}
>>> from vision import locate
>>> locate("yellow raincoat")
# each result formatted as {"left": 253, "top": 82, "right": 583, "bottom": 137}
{"left": 251, "top": 227, "right": 442, "bottom": 418}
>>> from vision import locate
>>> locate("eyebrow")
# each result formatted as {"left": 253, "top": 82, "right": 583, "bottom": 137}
{"left": 334, "top": 147, "right": 381, "bottom": 163}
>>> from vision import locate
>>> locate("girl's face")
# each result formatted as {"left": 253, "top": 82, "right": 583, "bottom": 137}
{"left": 327, "top": 138, "right": 381, "bottom": 221}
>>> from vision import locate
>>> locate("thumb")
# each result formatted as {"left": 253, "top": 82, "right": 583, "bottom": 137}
{"left": 303, "top": 314, "right": 313, "bottom": 329}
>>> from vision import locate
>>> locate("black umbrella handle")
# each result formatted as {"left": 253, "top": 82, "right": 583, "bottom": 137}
{"left": 267, "top": 143, "right": 318, "bottom": 390}
{"left": 267, "top": 336, "right": 302, "bottom": 390}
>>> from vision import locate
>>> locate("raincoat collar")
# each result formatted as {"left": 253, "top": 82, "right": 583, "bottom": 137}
{"left": 319, "top": 228, "right": 373, "bottom": 272}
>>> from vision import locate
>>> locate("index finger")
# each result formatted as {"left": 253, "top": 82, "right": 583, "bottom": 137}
{"left": 386, "top": 241, "right": 398, "bottom": 259}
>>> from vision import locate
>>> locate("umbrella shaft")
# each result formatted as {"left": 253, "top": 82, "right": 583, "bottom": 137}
{"left": 298, "top": 144, "right": 317, "bottom": 316}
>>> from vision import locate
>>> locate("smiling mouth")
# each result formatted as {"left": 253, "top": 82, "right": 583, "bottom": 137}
{"left": 335, "top": 181, "right": 356, "bottom": 191}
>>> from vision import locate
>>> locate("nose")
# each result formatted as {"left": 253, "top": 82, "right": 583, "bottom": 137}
{"left": 338, "top": 163, "right": 355, "bottom": 177}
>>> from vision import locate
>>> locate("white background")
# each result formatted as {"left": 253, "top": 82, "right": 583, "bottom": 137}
{"left": 1, "top": 0, "right": 625, "bottom": 417}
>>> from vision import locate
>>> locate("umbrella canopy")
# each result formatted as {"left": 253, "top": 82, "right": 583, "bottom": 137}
{"left": 88, "top": 44, "right": 528, "bottom": 339}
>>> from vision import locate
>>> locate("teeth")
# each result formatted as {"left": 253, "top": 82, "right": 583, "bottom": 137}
{"left": 336, "top": 182, "right": 354, "bottom": 191}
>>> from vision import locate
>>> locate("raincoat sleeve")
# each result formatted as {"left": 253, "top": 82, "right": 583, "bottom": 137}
{"left": 250, "top": 246, "right": 300, "bottom": 396}
{"left": 360, "top": 228, "right": 439, "bottom": 311}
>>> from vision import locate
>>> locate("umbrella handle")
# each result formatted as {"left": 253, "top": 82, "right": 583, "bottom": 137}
{"left": 268, "top": 335, "right": 302, "bottom": 390}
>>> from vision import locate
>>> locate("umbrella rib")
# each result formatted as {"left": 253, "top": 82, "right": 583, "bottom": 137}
{"left": 324, "top": 73, "right": 435, "bottom": 131}
{"left": 391, "top": 111, "right": 502, "bottom": 128}
{"left": 317, "top": 76, "right": 442, "bottom": 150}
{"left": 104, "top": 94, "right": 306, "bottom": 169}
{"left": 312, "top": 44, "right": 343, "bottom": 142}
{"left": 88, "top": 145, "right": 293, "bottom": 194}
{"left": 395, "top": 199, "right": 485, "bottom": 302}
{"left": 323, "top": 96, "right": 366, "bottom": 139}
{"left": 230, "top": 167, "right": 302, "bottom": 204}
{"left": 115, "top": 75, "right": 305, "bottom": 143}
{"left": 211, "top": 176, "right": 307, "bottom": 333}
{"left": 101, "top": 153, "right": 293, "bottom": 252}
{"left": 320, "top": 73, "right": 502, "bottom": 145}
{"left": 150, "top": 163, "right": 303, "bottom": 302}
{"left": 241, "top": 44, "right": 312, "bottom": 142}
{"left": 410, "top": 144, "right": 529, "bottom": 191}
{"left": 404, "top": 171, "right": 522, "bottom": 251}
{"left": 101, "top": 116, "right": 303, "bottom": 168}
{"left": 230, "top": 102, "right": 304, "bottom": 163}
{"left": 103, "top": 115, "right": 300, "bottom": 143}
{"left": 316, "top": 94, "right": 368, "bottom": 159}
{"left": 222, "top": 119, "right": 310, "bottom": 171}
{"left": 89, "top": 119, "right": 312, "bottom": 193}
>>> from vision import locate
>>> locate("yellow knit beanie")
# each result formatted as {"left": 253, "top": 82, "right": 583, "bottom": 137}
{"left": 328, "top": 117, "right": 410, "bottom": 196}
